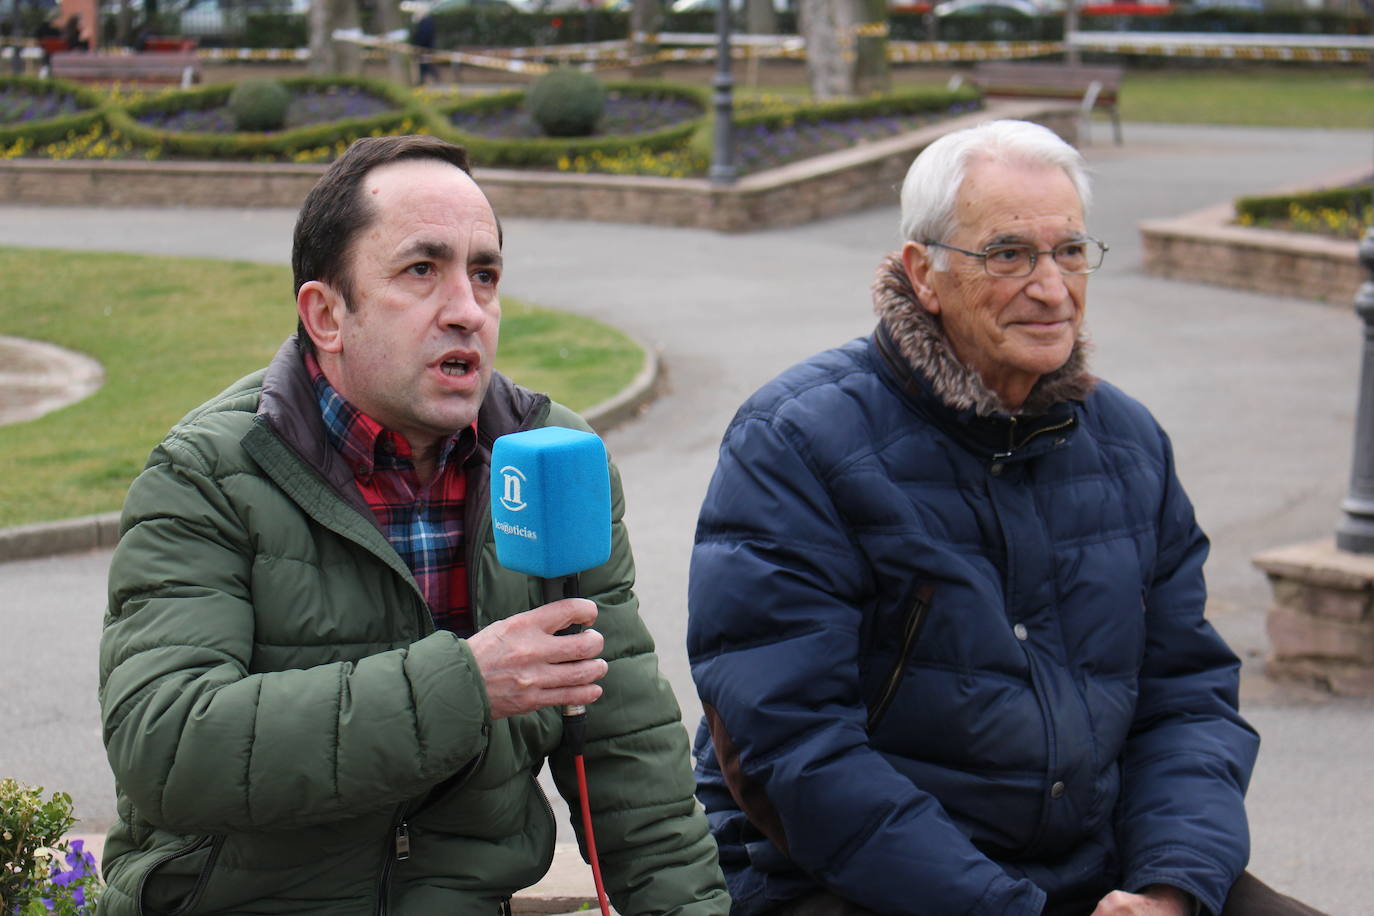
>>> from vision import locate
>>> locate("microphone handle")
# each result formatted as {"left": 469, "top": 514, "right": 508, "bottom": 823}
{"left": 544, "top": 575, "right": 587, "bottom": 719}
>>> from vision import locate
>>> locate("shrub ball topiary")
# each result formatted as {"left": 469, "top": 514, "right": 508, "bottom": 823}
{"left": 228, "top": 78, "right": 291, "bottom": 132}
{"left": 524, "top": 68, "right": 606, "bottom": 138}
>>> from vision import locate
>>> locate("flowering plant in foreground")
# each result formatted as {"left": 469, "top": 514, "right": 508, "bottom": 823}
{"left": 1, "top": 779, "right": 103, "bottom": 915}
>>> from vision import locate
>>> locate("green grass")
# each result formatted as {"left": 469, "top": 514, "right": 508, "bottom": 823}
{"left": 0, "top": 247, "right": 642, "bottom": 528}
{"left": 751, "top": 67, "right": 1374, "bottom": 130}
{"left": 1114, "top": 67, "right": 1374, "bottom": 129}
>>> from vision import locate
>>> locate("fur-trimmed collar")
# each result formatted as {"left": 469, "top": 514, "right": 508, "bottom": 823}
{"left": 871, "top": 253, "right": 1096, "bottom": 417}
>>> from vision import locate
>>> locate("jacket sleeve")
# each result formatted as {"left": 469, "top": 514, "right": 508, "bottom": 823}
{"left": 688, "top": 412, "right": 1045, "bottom": 916}
{"left": 546, "top": 445, "right": 730, "bottom": 915}
{"left": 99, "top": 432, "right": 492, "bottom": 835}
{"left": 1115, "top": 428, "right": 1259, "bottom": 916}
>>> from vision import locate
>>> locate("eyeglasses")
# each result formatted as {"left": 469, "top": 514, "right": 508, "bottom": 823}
{"left": 923, "top": 237, "right": 1109, "bottom": 278}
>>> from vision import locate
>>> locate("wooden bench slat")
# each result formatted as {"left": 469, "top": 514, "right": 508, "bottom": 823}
{"left": 49, "top": 51, "right": 201, "bottom": 88}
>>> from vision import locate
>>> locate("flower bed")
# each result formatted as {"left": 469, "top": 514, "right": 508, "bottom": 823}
{"left": 1235, "top": 178, "right": 1374, "bottom": 241}
{"left": 0, "top": 76, "right": 980, "bottom": 181}
{"left": 137, "top": 84, "right": 396, "bottom": 133}
{"left": 0, "top": 77, "right": 105, "bottom": 150}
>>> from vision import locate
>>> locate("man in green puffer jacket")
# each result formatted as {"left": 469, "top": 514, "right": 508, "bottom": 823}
{"left": 97, "top": 135, "right": 729, "bottom": 916}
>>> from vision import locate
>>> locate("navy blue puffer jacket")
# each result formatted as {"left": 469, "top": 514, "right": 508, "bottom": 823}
{"left": 688, "top": 283, "right": 1259, "bottom": 916}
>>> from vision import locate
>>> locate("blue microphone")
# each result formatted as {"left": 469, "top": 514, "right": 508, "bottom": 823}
{"left": 490, "top": 427, "right": 612, "bottom": 727}
{"left": 490, "top": 426, "right": 612, "bottom": 584}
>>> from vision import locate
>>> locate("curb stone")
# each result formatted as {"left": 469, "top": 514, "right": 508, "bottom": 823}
{"left": 0, "top": 341, "right": 662, "bottom": 564}
{"left": 69, "top": 835, "right": 616, "bottom": 913}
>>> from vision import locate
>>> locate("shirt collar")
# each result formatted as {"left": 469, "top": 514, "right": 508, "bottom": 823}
{"left": 304, "top": 351, "right": 476, "bottom": 478}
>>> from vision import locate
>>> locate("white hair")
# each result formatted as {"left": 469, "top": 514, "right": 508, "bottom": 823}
{"left": 898, "top": 120, "right": 1092, "bottom": 268}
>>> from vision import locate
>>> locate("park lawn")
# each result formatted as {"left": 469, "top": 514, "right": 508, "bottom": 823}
{"left": 0, "top": 247, "right": 642, "bottom": 528}
{"left": 757, "top": 66, "right": 1373, "bottom": 130}
{"left": 1113, "top": 67, "right": 1374, "bottom": 129}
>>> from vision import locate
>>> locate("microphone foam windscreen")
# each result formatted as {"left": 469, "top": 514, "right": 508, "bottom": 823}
{"left": 490, "top": 427, "right": 612, "bottom": 580}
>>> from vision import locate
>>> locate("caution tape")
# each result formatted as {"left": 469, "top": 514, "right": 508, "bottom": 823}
{"left": 852, "top": 21, "right": 891, "bottom": 39}
{"left": 197, "top": 47, "right": 312, "bottom": 61}
{"left": 1067, "top": 29, "right": 1374, "bottom": 62}
{"left": 887, "top": 40, "right": 1062, "bottom": 62}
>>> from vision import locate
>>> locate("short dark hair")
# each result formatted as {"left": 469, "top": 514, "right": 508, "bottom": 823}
{"left": 291, "top": 135, "right": 475, "bottom": 355}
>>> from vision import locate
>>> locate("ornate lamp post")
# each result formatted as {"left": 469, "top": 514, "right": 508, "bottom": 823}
{"left": 709, "top": 0, "right": 736, "bottom": 186}
{"left": 1335, "top": 220, "right": 1374, "bottom": 553}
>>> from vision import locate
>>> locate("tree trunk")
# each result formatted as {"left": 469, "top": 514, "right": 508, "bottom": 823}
{"left": 1064, "top": 0, "right": 1079, "bottom": 66}
{"left": 797, "top": 0, "right": 848, "bottom": 100}
{"left": 310, "top": 0, "right": 362, "bottom": 76}
{"left": 745, "top": 0, "right": 777, "bottom": 36}
{"left": 629, "top": 0, "right": 662, "bottom": 79}
{"left": 853, "top": 0, "right": 888, "bottom": 95}
{"left": 115, "top": 0, "right": 132, "bottom": 47}
{"left": 308, "top": 0, "right": 335, "bottom": 75}
{"left": 373, "top": 0, "right": 411, "bottom": 85}
{"left": 798, "top": 0, "right": 885, "bottom": 100}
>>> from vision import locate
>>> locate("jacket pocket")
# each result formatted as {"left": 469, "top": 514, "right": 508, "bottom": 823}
{"left": 866, "top": 583, "right": 935, "bottom": 732}
{"left": 138, "top": 835, "right": 223, "bottom": 916}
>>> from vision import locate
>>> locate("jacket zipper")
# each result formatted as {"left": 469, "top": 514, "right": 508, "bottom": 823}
{"left": 867, "top": 585, "right": 935, "bottom": 731}
{"left": 374, "top": 807, "right": 408, "bottom": 916}
{"left": 134, "top": 834, "right": 218, "bottom": 916}
{"left": 999, "top": 415, "right": 1075, "bottom": 461}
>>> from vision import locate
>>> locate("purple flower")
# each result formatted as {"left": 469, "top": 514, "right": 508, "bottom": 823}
{"left": 72, "top": 885, "right": 86, "bottom": 907}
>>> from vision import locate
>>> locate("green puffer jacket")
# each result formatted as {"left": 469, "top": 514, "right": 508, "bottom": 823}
{"left": 98, "top": 338, "right": 728, "bottom": 916}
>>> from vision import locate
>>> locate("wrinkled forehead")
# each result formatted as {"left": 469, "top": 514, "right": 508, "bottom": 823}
{"left": 954, "top": 156, "right": 1085, "bottom": 241}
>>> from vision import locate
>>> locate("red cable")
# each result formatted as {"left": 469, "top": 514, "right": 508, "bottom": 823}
{"left": 573, "top": 753, "right": 612, "bottom": 916}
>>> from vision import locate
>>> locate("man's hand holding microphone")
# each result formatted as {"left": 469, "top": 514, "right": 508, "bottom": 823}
{"left": 470, "top": 426, "right": 614, "bottom": 722}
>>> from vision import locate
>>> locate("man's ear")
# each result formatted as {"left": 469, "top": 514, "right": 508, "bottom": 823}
{"left": 901, "top": 241, "right": 942, "bottom": 316}
{"left": 297, "top": 280, "right": 346, "bottom": 355}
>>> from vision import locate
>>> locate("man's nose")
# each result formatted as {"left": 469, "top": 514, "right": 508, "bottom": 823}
{"left": 438, "top": 274, "right": 486, "bottom": 330}
{"left": 1025, "top": 252, "right": 1072, "bottom": 304}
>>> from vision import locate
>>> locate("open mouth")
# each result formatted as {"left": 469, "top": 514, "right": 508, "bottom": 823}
{"left": 440, "top": 357, "right": 470, "bottom": 376}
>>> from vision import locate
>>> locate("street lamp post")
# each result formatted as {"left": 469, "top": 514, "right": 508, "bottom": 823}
{"left": 1335, "top": 222, "right": 1374, "bottom": 553}
{"left": 709, "top": 0, "right": 736, "bottom": 185}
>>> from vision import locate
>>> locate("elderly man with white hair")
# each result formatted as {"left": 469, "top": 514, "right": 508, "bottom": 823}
{"left": 687, "top": 120, "right": 1324, "bottom": 916}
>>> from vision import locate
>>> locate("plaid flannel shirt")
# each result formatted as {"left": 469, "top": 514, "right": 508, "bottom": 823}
{"left": 307, "top": 353, "right": 476, "bottom": 635}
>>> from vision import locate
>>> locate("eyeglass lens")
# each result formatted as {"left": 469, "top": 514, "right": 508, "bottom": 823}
{"left": 985, "top": 241, "right": 1101, "bottom": 277}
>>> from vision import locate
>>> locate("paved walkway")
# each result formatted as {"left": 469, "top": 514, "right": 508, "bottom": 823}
{"left": 2, "top": 123, "right": 1372, "bottom": 913}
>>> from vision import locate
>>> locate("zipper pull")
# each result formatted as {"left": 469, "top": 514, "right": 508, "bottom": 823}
{"left": 394, "top": 822, "right": 411, "bottom": 861}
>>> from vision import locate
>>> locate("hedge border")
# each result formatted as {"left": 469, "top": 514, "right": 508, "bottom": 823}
{"left": 0, "top": 76, "right": 109, "bottom": 148}
{"left": 1, "top": 75, "right": 979, "bottom": 173}
{"left": 107, "top": 75, "right": 431, "bottom": 160}
{"left": 1237, "top": 184, "right": 1374, "bottom": 222}
{"left": 432, "top": 81, "right": 711, "bottom": 169}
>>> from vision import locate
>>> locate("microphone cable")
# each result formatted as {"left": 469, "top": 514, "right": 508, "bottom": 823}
{"left": 547, "top": 576, "right": 613, "bottom": 916}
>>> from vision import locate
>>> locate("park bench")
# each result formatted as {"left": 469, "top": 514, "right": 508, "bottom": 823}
{"left": 142, "top": 36, "right": 199, "bottom": 52}
{"left": 49, "top": 50, "right": 201, "bottom": 88}
{"left": 962, "top": 61, "right": 1124, "bottom": 145}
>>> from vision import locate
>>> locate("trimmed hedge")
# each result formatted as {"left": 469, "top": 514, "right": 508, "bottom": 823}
{"left": 105, "top": 75, "right": 426, "bottom": 160}
{"left": 0, "top": 77, "right": 108, "bottom": 148}
{"left": 732, "top": 82, "right": 982, "bottom": 133}
{"left": 1, "top": 76, "right": 979, "bottom": 175}
{"left": 1237, "top": 184, "right": 1374, "bottom": 222}
{"left": 434, "top": 81, "right": 711, "bottom": 170}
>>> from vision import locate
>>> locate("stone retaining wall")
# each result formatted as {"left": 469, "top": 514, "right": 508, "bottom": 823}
{"left": 1142, "top": 191, "right": 1364, "bottom": 308}
{"left": 0, "top": 101, "right": 1076, "bottom": 232}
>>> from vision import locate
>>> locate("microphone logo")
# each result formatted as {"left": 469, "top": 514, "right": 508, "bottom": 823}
{"left": 498, "top": 465, "right": 528, "bottom": 512}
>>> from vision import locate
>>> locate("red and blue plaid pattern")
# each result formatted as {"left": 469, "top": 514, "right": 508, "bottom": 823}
{"left": 306, "top": 353, "right": 475, "bottom": 635}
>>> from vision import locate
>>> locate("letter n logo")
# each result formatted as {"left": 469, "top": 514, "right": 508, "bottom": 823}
{"left": 499, "top": 466, "right": 527, "bottom": 512}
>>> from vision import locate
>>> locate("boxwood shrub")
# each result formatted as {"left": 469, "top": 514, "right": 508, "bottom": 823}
{"left": 104, "top": 75, "right": 429, "bottom": 160}
{"left": 433, "top": 81, "right": 710, "bottom": 170}
{"left": 0, "top": 76, "right": 107, "bottom": 148}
